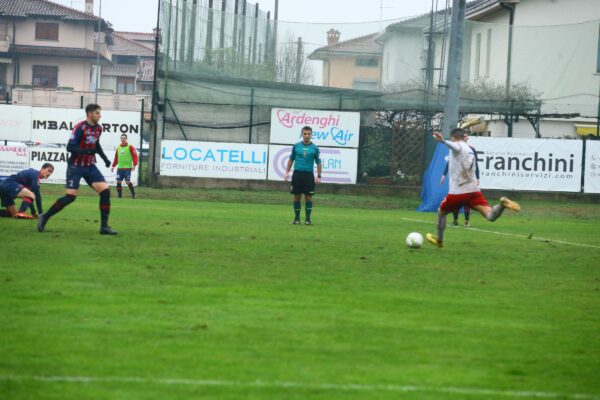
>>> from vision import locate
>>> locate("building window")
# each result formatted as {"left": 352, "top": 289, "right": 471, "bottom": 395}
{"left": 32, "top": 66, "right": 58, "bottom": 88}
{"left": 486, "top": 28, "right": 492, "bottom": 77}
{"left": 474, "top": 33, "right": 481, "bottom": 79}
{"left": 356, "top": 58, "right": 379, "bottom": 67}
{"left": 352, "top": 78, "right": 378, "bottom": 91}
{"left": 117, "top": 77, "right": 135, "bottom": 94}
{"left": 35, "top": 22, "right": 59, "bottom": 41}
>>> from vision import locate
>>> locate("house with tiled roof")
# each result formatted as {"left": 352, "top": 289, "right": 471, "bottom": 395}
{"left": 0, "top": 0, "right": 113, "bottom": 101}
{"left": 114, "top": 31, "right": 155, "bottom": 49}
{"left": 101, "top": 31, "right": 154, "bottom": 95}
{"left": 308, "top": 30, "right": 382, "bottom": 90}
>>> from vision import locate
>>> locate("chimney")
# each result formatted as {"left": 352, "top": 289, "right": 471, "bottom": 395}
{"left": 85, "top": 0, "right": 94, "bottom": 14}
{"left": 327, "top": 29, "right": 340, "bottom": 46}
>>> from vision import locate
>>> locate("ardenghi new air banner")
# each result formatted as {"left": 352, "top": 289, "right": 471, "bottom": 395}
{"left": 270, "top": 108, "right": 360, "bottom": 148}
{"left": 160, "top": 140, "right": 268, "bottom": 180}
{"left": 468, "top": 137, "right": 583, "bottom": 192}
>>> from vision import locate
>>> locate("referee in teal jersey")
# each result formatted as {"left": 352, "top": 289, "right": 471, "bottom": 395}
{"left": 284, "top": 126, "right": 322, "bottom": 225}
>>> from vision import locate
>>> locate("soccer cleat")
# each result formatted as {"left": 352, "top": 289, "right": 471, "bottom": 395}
{"left": 15, "top": 212, "right": 34, "bottom": 220}
{"left": 291, "top": 220, "right": 300, "bottom": 225}
{"left": 464, "top": 220, "right": 470, "bottom": 227}
{"left": 452, "top": 220, "right": 458, "bottom": 226}
{"left": 305, "top": 219, "right": 313, "bottom": 225}
{"left": 426, "top": 233, "right": 443, "bottom": 248}
{"left": 500, "top": 197, "right": 521, "bottom": 212}
{"left": 100, "top": 226, "right": 118, "bottom": 235}
{"left": 37, "top": 213, "right": 47, "bottom": 232}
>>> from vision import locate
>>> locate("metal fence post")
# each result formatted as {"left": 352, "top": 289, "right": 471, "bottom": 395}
{"left": 139, "top": 98, "right": 145, "bottom": 186}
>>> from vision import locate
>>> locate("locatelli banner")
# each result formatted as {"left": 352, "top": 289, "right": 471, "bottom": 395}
{"left": 270, "top": 108, "right": 360, "bottom": 148}
{"left": 267, "top": 144, "right": 358, "bottom": 184}
{"left": 584, "top": 140, "right": 600, "bottom": 194}
{"left": 468, "top": 137, "right": 583, "bottom": 192}
{"left": 160, "top": 140, "right": 268, "bottom": 180}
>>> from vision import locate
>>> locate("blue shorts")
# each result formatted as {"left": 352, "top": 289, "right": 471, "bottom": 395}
{"left": 66, "top": 164, "right": 106, "bottom": 189}
{"left": 116, "top": 169, "right": 132, "bottom": 182}
{"left": 0, "top": 179, "right": 23, "bottom": 208}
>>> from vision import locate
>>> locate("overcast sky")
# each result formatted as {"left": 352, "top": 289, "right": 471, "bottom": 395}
{"left": 54, "top": 0, "right": 433, "bottom": 33}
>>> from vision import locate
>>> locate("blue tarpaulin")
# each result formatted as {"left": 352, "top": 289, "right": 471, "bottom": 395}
{"left": 417, "top": 143, "right": 449, "bottom": 212}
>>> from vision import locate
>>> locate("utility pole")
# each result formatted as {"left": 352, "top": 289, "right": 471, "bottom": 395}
{"left": 94, "top": 0, "right": 102, "bottom": 103}
{"left": 441, "top": 0, "right": 466, "bottom": 138}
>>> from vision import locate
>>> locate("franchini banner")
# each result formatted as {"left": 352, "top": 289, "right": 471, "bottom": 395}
{"left": 468, "top": 137, "right": 583, "bottom": 192}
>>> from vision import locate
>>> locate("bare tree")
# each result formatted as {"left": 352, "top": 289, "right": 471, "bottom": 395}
{"left": 276, "top": 34, "right": 314, "bottom": 84}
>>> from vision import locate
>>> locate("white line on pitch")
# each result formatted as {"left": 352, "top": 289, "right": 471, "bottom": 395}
{"left": 1, "top": 375, "right": 599, "bottom": 399}
{"left": 400, "top": 217, "right": 600, "bottom": 250}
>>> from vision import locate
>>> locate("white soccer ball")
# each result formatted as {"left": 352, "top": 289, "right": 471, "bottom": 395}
{"left": 406, "top": 232, "right": 423, "bottom": 248}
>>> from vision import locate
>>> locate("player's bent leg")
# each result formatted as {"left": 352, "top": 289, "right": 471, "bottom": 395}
{"left": 15, "top": 188, "right": 35, "bottom": 218}
{"left": 2, "top": 205, "right": 17, "bottom": 217}
{"left": 38, "top": 190, "right": 78, "bottom": 232}
{"left": 125, "top": 180, "right": 136, "bottom": 198}
{"left": 427, "top": 208, "right": 447, "bottom": 248}
{"left": 116, "top": 180, "right": 123, "bottom": 198}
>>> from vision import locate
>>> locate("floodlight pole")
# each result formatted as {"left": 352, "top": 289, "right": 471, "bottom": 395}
{"left": 440, "top": 0, "right": 466, "bottom": 139}
{"left": 94, "top": 0, "right": 102, "bottom": 103}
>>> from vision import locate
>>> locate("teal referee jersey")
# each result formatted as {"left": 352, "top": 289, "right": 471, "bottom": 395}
{"left": 290, "top": 142, "right": 321, "bottom": 171}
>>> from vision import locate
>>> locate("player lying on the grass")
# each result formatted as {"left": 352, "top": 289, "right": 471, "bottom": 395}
{"left": 38, "top": 104, "right": 118, "bottom": 235}
{"left": 427, "top": 128, "right": 520, "bottom": 248}
{"left": 283, "top": 126, "right": 322, "bottom": 225}
{"left": 440, "top": 132, "right": 480, "bottom": 227}
{"left": 111, "top": 133, "right": 138, "bottom": 199}
{"left": 0, "top": 164, "right": 54, "bottom": 218}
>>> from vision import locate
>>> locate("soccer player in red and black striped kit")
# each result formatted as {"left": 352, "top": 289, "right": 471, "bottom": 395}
{"left": 38, "top": 104, "right": 118, "bottom": 235}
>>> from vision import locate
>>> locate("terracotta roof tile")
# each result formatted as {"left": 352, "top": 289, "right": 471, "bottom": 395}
{"left": 308, "top": 33, "right": 382, "bottom": 60}
{"left": 0, "top": 0, "right": 105, "bottom": 23}
{"left": 109, "top": 32, "right": 154, "bottom": 57}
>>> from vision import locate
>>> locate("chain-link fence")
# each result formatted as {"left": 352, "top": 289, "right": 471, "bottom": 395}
{"left": 152, "top": 0, "right": 600, "bottom": 187}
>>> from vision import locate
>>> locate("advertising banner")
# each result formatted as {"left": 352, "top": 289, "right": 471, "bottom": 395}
{"left": 267, "top": 144, "right": 358, "bottom": 184}
{"left": 28, "top": 146, "right": 136, "bottom": 187}
{"left": 0, "top": 105, "right": 32, "bottom": 142}
{"left": 30, "top": 107, "right": 141, "bottom": 147}
{"left": 0, "top": 145, "right": 30, "bottom": 177}
{"left": 270, "top": 108, "right": 360, "bottom": 148}
{"left": 584, "top": 140, "right": 600, "bottom": 194}
{"left": 468, "top": 137, "right": 583, "bottom": 192}
{"left": 160, "top": 140, "right": 268, "bottom": 180}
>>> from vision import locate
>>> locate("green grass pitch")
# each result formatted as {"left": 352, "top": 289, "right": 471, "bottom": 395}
{"left": 1, "top": 187, "right": 599, "bottom": 399}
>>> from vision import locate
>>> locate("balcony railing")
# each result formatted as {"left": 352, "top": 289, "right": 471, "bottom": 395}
{"left": 10, "top": 87, "right": 151, "bottom": 112}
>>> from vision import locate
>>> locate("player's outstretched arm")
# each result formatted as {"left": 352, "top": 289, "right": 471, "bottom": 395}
{"left": 95, "top": 142, "right": 111, "bottom": 168}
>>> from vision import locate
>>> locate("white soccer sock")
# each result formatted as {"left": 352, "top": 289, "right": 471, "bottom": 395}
{"left": 486, "top": 204, "right": 505, "bottom": 222}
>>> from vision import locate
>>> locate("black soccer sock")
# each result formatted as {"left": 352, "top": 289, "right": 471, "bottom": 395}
{"left": 116, "top": 182, "right": 123, "bottom": 198}
{"left": 99, "top": 189, "right": 111, "bottom": 228}
{"left": 293, "top": 201, "right": 301, "bottom": 220}
{"left": 305, "top": 201, "right": 313, "bottom": 220}
{"left": 18, "top": 197, "right": 34, "bottom": 213}
{"left": 464, "top": 206, "right": 471, "bottom": 221}
{"left": 437, "top": 212, "right": 447, "bottom": 242}
{"left": 0, "top": 209, "right": 11, "bottom": 217}
{"left": 45, "top": 194, "right": 76, "bottom": 220}
{"left": 452, "top": 210, "right": 459, "bottom": 222}
{"left": 126, "top": 182, "right": 135, "bottom": 197}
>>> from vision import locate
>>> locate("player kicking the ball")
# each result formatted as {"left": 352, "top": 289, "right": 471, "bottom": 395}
{"left": 38, "top": 104, "right": 117, "bottom": 235}
{"left": 426, "top": 128, "right": 520, "bottom": 248}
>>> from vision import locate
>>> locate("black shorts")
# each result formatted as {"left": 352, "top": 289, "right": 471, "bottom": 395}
{"left": 0, "top": 179, "right": 23, "bottom": 208}
{"left": 66, "top": 164, "right": 106, "bottom": 189}
{"left": 291, "top": 170, "right": 315, "bottom": 196}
